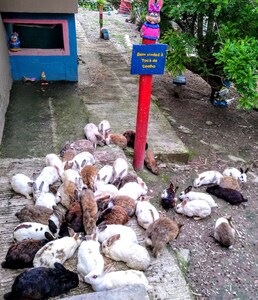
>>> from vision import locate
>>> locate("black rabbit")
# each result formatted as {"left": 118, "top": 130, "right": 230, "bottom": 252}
{"left": 206, "top": 185, "right": 248, "bottom": 205}
{"left": 4, "top": 262, "right": 79, "bottom": 300}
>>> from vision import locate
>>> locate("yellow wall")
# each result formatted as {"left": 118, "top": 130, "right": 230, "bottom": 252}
{"left": 0, "top": 0, "right": 78, "bottom": 13}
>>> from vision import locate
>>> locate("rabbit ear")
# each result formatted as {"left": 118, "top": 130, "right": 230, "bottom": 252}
{"left": 245, "top": 168, "right": 249, "bottom": 174}
{"left": 157, "top": 0, "right": 163, "bottom": 9}
{"left": 48, "top": 219, "right": 58, "bottom": 234}
{"left": 106, "top": 234, "right": 120, "bottom": 247}
{"left": 68, "top": 227, "right": 75, "bottom": 237}
{"left": 240, "top": 167, "right": 244, "bottom": 174}
{"left": 45, "top": 231, "right": 55, "bottom": 241}
{"left": 39, "top": 181, "right": 44, "bottom": 192}
{"left": 185, "top": 186, "right": 192, "bottom": 193}
{"left": 182, "top": 199, "right": 188, "bottom": 206}
{"left": 148, "top": 0, "right": 155, "bottom": 8}
{"left": 54, "top": 262, "right": 66, "bottom": 271}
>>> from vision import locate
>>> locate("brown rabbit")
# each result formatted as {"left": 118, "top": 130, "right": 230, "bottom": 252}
{"left": 105, "top": 134, "right": 127, "bottom": 149}
{"left": 70, "top": 139, "right": 95, "bottom": 155}
{"left": 144, "top": 149, "right": 159, "bottom": 175}
{"left": 145, "top": 216, "right": 182, "bottom": 258}
{"left": 62, "top": 148, "right": 77, "bottom": 163}
{"left": 219, "top": 176, "right": 241, "bottom": 191}
{"left": 111, "top": 195, "right": 136, "bottom": 217}
{"left": 80, "top": 188, "right": 98, "bottom": 234}
{"left": 97, "top": 204, "right": 129, "bottom": 226}
{"left": 80, "top": 165, "right": 98, "bottom": 190}
{"left": 15, "top": 204, "right": 53, "bottom": 225}
{"left": 65, "top": 191, "right": 84, "bottom": 233}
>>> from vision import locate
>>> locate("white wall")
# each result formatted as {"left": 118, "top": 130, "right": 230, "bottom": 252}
{"left": 0, "top": 14, "right": 12, "bottom": 143}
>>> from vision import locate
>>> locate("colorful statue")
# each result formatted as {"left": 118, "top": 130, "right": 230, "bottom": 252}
{"left": 212, "top": 81, "right": 232, "bottom": 107}
{"left": 9, "top": 32, "right": 21, "bottom": 52}
{"left": 140, "top": 0, "right": 163, "bottom": 41}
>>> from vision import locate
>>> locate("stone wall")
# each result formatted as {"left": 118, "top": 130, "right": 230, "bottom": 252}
{"left": 0, "top": 14, "right": 12, "bottom": 143}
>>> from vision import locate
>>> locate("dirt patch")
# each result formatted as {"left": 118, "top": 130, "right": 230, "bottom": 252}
{"left": 88, "top": 8, "right": 258, "bottom": 300}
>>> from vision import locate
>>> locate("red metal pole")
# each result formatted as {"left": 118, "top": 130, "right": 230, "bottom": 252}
{"left": 133, "top": 38, "right": 156, "bottom": 171}
{"left": 99, "top": 3, "right": 103, "bottom": 38}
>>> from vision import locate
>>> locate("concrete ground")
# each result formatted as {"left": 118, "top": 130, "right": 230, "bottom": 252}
{"left": 0, "top": 9, "right": 193, "bottom": 300}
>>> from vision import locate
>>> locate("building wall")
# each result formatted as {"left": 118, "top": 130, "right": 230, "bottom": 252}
{"left": 0, "top": 0, "right": 78, "bottom": 13}
{"left": 3, "top": 13, "right": 78, "bottom": 81}
{"left": 0, "top": 14, "right": 12, "bottom": 144}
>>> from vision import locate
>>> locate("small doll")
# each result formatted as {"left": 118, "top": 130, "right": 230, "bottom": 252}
{"left": 212, "top": 81, "right": 232, "bottom": 107}
{"left": 9, "top": 32, "right": 21, "bottom": 52}
{"left": 140, "top": 0, "right": 163, "bottom": 41}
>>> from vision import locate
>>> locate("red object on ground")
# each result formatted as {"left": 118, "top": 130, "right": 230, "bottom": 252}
{"left": 119, "top": 0, "right": 132, "bottom": 14}
{"left": 133, "top": 38, "right": 156, "bottom": 171}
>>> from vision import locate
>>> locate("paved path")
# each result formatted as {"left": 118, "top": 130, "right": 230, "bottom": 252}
{"left": 0, "top": 9, "right": 193, "bottom": 300}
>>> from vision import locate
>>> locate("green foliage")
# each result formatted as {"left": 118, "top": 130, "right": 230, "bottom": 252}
{"left": 160, "top": 30, "right": 196, "bottom": 76}
{"left": 214, "top": 37, "right": 258, "bottom": 109}
{"left": 79, "top": 0, "right": 111, "bottom": 11}
{"left": 160, "top": 0, "right": 258, "bottom": 108}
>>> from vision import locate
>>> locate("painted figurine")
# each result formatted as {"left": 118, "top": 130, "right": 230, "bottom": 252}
{"left": 212, "top": 81, "right": 232, "bottom": 107}
{"left": 9, "top": 32, "right": 21, "bottom": 52}
{"left": 140, "top": 0, "right": 163, "bottom": 41}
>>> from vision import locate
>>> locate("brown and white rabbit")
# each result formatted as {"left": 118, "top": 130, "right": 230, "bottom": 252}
{"left": 213, "top": 216, "right": 236, "bottom": 248}
{"left": 145, "top": 216, "right": 182, "bottom": 257}
{"left": 56, "top": 179, "right": 79, "bottom": 209}
{"left": 33, "top": 228, "right": 84, "bottom": 268}
{"left": 102, "top": 234, "right": 150, "bottom": 271}
{"left": 65, "top": 191, "right": 84, "bottom": 233}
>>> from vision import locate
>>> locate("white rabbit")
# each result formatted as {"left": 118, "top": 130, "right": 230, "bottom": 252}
{"left": 112, "top": 158, "right": 128, "bottom": 185}
{"left": 175, "top": 198, "right": 211, "bottom": 219}
{"left": 193, "top": 170, "right": 223, "bottom": 187}
{"left": 94, "top": 183, "right": 119, "bottom": 199}
{"left": 61, "top": 169, "right": 83, "bottom": 187}
{"left": 35, "top": 191, "right": 57, "bottom": 209}
{"left": 97, "top": 224, "right": 138, "bottom": 244}
{"left": 179, "top": 186, "right": 218, "bottom": 208}
{"left": 222, "top": 167, "right": 249, "bottom": 183}
{"left": 69, "top": 151, "right": 95, "bottom": 172}
{"left": 84, "top": 268, "right": 150, "bottom": 292}
{"left": 13, "top": 220, "right": 58, "bottom": 242}
{"left": 94, "top": 165, "right": 114, "bottom": 188}
{"left": 11, "top": 173, "right": 33, "bottom": 199}
{"left": 214, "top": 217, "right": 236, "bottom": 249}
{"left": 33, "top": 228, "right": 84, "bottom": 268}
{"left": 84, "top": 123, "right": 105, "bottom": 148}
{"left": 34, "top": 166, "right": 60, "bottom": 193}
{"left": 45, "top": 153, "right": 64, "bottom": 176}
{"left": 118, "top": 182, "right": 147, "bottom": 201}
{"left": 98, "top": 120, "right": 111, "bottom": 139}
{"left": 135, "top": 196, "right": 160, "bottom": 229}
{"left": 102, "top": 234, "right": 150, "bottom": 271}
{"left": 77, "top": 234, "right": 104, "bottom": 278}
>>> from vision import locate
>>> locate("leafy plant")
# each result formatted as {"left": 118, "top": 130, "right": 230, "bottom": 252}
{"left": 160, "top": 0, "right": 258, "bottom": 108}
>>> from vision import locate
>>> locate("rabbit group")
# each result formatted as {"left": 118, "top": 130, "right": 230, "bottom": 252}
{"left": 158, "top": 166, "right": 249, "bottom": 252}
{"left": 6, "top": 128, "right": 161, "bottom": 296}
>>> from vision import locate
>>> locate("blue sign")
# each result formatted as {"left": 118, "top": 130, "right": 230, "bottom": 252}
{"left": 131, "top": 44, "right": 167, "bottom": 75}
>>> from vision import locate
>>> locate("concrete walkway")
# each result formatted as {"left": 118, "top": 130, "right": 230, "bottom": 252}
{"left": 0, "top": 10, "right": 192, "bottom": 300}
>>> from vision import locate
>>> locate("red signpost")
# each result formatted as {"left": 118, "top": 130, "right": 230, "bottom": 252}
{"left": 132, "top": 0, "right": 163, "bottom": 171}
{"left": 133, "top": 38, "right": 156, "bottom": 171}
